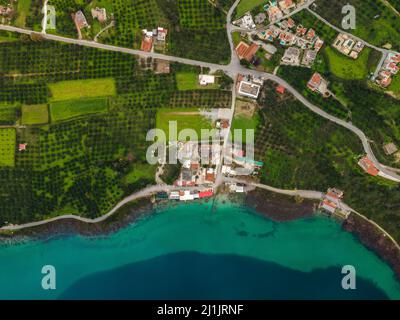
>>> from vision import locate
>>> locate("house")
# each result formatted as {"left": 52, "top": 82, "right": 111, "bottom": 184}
{"left": 74, "top": 10, "right": 88, "bottom": 29}
{"left": 254, "top": 12, "right": 266, "bottom": 24}
{"left": 179, "top": 190, "right": 195, "bottom": 201}
{"left": 18, "top": 143, "right": 27, "bottom": 152}
{"left": 302, "top": 49, "right": 317, "bottom": 66}
{"left": 307, "top": 72, "right": 329, "bottom": 96}
{"left": 154, "top": 59, "right": 170, "bottom": 74}
{"left": 238, "top": 81, "right": 262, "bottom": 99}
{"left": 358, "top": 156, "right": 379, "bottom": 176}
{"left": 314, "top": 38, "right": 324, "bottom": 51}
{"left": 276, "top": 85, "right": 286, "bottom": 94}
{"left": 199, "top": 189, "right": 213, "bottom": 198}
{"left": 141, "top": 33, "right": 153, "bottom": 52}
{"left": 383, "top": 143, "right": 398, "bottom": 156}
{"left": 205, "top": 168, "right": 216, "bottom": 183}
{"left": 377, "top": 70, "right": 393, "bottom": 87}
{"left": 234, "top": 13, "right": 256, "bottom": 29}
{"left": 305, "top": 28, "right": 316, "bottom": 41}
{"left": 235, "top": 41, "right": 259, "bottom": 62}
{"left": 320, "top": 199, "right": 337, "bottom": 214}
{"left": 279, "top": 0, "right": 295, "bottom": 12}
{"left": 91, "top": 7, "right": 107, "bottom": 23}
{"left": 267, "top": 5, "right": 283, "bottom": 23}
{"left": 332, "top": 33, "right": 363, "bottom": 59}
{"left": 157, "top": 27, "right": 168, "bottom": 42}
{"left": 281, "top": 46, "right": 301, "bottom": 65}
{"left": 199, "top": 75, "right": 215, "bottom": 86}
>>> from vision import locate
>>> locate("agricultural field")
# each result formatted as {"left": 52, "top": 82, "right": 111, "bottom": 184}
{"left": 313, "top": 0, "right": 400, "bottom": 51}
{"left": 48, "top": 78, "right": 116, "bottom": 101}
{"left": 0, "top": 128, "right": 16, "bottom": 167}
{"left": 23, "top": 0, "right": 231, "bottom": 64}
{"left": 0, "top": 104, "right": 18, "bottom": 125}
{"left": 0, "top": 39, "right": 232, "bottom": 225}
{"left": 231, "top": 99, "right": 260, "bottom": 143}
{"left": 388, "top": 74, "right": 400, "bottom": 98}
{"left": 156, "top": 107, "right": 214, "bottom": 141}
{"left": 50, "top": 98, "right": 108, "bottom": 122}
{"left": 15, "top": 0, "right": 32, "bottom": 27}
{"left": 21, "top": 104, "right": 49, "bottom": 125}
{"left": 323, "top": 47, "right": 377, "bottom": 80}
{"left": 255, "top": 81, "right": 400, "bottom": 242}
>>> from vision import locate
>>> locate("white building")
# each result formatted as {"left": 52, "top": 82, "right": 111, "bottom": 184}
{"left": 199, "top": 75, "right": 215, "bottom": 86}
{"left": 238, "top": 81, "right": 261, "bottom": 99}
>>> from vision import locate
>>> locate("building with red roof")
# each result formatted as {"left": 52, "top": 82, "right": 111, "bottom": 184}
{"left": 276, "top": 85, "right": 286, "bottom": 94}
{"left": 235, "top": 41, "right": 259, "bottom": 62}
{"left": 358, "top": 156, "right": 379, "bottom": 176}
{"left": 199, "top": 190, "right": 213, "bottom": 198}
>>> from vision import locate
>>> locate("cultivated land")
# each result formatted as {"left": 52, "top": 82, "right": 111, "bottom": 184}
{"left": 50, "top": 98, "right": 109, "bottom": 122}
{"left": 1, "top": 0, "right": 400, "bottom": 253}
{"left": 176, "top": 72, "right": 218, "bottom": 90}
{"left": 156, "top": 107, "right": 214, "bottom": 141}
{"left": 48, "top": 78, "right": 116, "bottom": 101}
{"left": 0, "top": 128, "right": 16, "bottom": 167}
{"left": 15, "top": 0, "right": 31, "bottom": 28}
{"left": 21, "top": 104, "right": 49, "bottom": 125}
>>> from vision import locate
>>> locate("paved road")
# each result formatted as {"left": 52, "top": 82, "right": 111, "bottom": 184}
{"left": 0, "top": 184, "right": 200, "bottom": 231}
{"left": 2, "top": 21, "right": 400, "bottom": 182}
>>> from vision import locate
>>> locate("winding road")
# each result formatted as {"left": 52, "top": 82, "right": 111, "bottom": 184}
{"left": 1, "top": 0, "right": 400, "bottom": 233}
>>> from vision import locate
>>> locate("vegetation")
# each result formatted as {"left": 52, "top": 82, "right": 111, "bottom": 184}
{"left": 0, "top": 39, "right": 231, "bottom": 225}
{"left": 25, "top": 0, "right": 232, "bottom": 64}
{"left": 156, "top": 107, "right": 214, "bottom": 141}
{"left": 0, "top": 129, "right": 16, "bottom": 167}
{"left": 256, "top": 81, "right": 400, "bottom": 242}
{"left": 50, "top": 98, "right": 108, "bottom": 122}
{"left": 314, "top": 0, "right": 400, "bottom": 51}
{"left": 21, "top": 104, "right": 49, "bottom": 125}
{"left": 15, "top": 0, "right": 32, "bottom": 27}
{"left": 324, "top": 47, "right": 375, "bottom": 80}
{"left": 235, "top": 0, "right": 266, "bottom": 18}
{"left": 161, "top": 163, "right": 182, "bottom": 185}
{"left": 48, "top": 78, "right": 116, "bottom": 101}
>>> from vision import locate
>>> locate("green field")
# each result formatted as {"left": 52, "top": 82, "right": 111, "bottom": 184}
{"left": 236, "top": 0, "right": 266, "bottom": 18}
{"left": 0, "top": 104, "right": 18, "bottom": 124}
{"left": 49, "top": 78, "right": 116, "bottom": 101}
{"left": 124, "top": 164, "right": 156, "bottom": 184}
{"left": 388, "top": 74, "right": 400, "bottom": 97}
{"left": 231, "top": 113, "right": 260, "bottom": 143}
{"left": 156, "top": 107, "right": 214, "bottom": 141}
{"left": 21, "top": 104, "right": 49, "bottom": 125}
{"left": 176, "top": 72, "right": 218, "bottom": 90}
{"left": 50, "top": 98, "right": 109, "bottom": 122}
{"left": 0, "top": 128, "right": 16, "bottom": 167}
{"left": 324, "top": 47, "right": 375, "bottom": 80}
{"left": 15, "top": 0, "right": 32, "bottom": 27}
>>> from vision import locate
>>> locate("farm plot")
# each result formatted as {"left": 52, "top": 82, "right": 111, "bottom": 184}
{"left": 50, "top": 98, "right": 109, "bottom": 122}
{"left": 49, "top": 78, "right": 116, "bottom": 101}
{"left": 21, "top": 104, "right": 49, "bottom": 125}
{"left": 0, "top": 128, "right": 16, "bottom": 167}
{"left": 156, "top": 107, "right": 214, "bottom": 141}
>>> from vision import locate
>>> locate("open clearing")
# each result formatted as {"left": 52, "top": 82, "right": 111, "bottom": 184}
{"left": 50, "top": 98, "right": 109, "bottom": 122}
{"left": 15, "top": 0, "right": 32, "bottom": 28}
{"left": 176, "top": 72, "right": 218, "bottom": 90}
{"left": 231, "top": 100, "right": 260, "bottom": 143}
{"left": 21, "top": 104, "right": 49, "bottom": 125}
{"left": 48, "top": 78, "right": 116, "bottom": 101}
{"left": 156, "top": 107, "right": 214, "bottom": 141}
{"left": 0, "top": 128, "right": 16, "bottom": 167}
{"left": 235, "top": 0, "right": 266, "bottom": 18}
{"left": 324, "top": 47, "right": 375, "bottom": 80}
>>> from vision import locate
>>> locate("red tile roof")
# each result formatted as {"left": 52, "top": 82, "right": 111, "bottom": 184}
{"left": 140, "top": 37, "right": 153, "bottom": 52}
{"left": 199, "top": 190, "right": 213, "bottom": 198}
{"left": 236, "top": 42, "right": 259, "bottom": 62}
{"left": 358, "top": 156, "right": 379, "bottom": 176}
{"left": 276, "top": 85, "right": 286, "bottom": 94}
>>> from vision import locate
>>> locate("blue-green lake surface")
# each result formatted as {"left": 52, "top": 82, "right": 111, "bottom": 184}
{"left": 1, "top": 201, "right": 400, "bottom": 299}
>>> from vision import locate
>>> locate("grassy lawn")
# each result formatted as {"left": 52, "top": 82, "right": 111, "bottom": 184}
{"left": 231, "top": 113, "right": 260, "bottom": 143}
{"left": 236, "top": 0, "right": 266, "bottom": 18}
{"left": 123, "top": 164, "right": 156, "bottom": 184}
{"left": 324, "top": 46, "right": 374, "bottom": 80}
{"left": 0, "top": 128, "right": 16, "bottom": 167}
{"left": 21, "top": 104, "right": 49, "bottom": 125}
{"left": 15, "top": 0, "right": 32, "bottom": 27}
{"left": 50, "top": 98, "right": 109, "bottom": 122}
{"left": 175, "top": 72, "right": 218, "bottom": 91}
{"left": 156, "top": 107, "right": 214, "bottom": 141}
{"left": 48, "top": 78, "right": 116, "bottom": 101}
{"left": 388, "top": 74, "right": 400, "bottom": 97}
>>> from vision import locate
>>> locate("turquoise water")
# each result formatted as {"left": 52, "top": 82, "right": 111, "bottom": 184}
{"left": 0, "top": 201, "right": 400, "bottom": 299}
